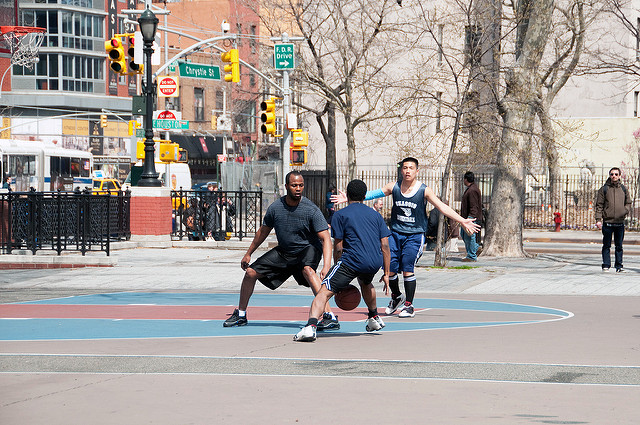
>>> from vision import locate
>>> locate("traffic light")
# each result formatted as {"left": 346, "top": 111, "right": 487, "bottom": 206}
{"left": 100, "top": 114, "right": 107, "bottom": 128}
{"left": 290, "top": 147, "right": 307, "bottom": 165}
{"left": 177, "top": 148, "right": 188, "bottom": 163}
{"left": 221, "top": 48, "right": 240, "bottom": 83}
{"left": 127, "top": 36, "right": 143, "bottom": 74}
{"left": 260, "top": 97, "right": 277, "bottom": 136}
{"left": 105, "top": 36, "right": 126, "bottom": 74}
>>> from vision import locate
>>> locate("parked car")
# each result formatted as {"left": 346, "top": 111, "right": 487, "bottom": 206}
{"left": 92, "top": 178, "right": 122, "bottom": 195}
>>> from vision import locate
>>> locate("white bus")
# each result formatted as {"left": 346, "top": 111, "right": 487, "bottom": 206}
{"left": 0, "top": 139, "right": 93, "bottom": 192}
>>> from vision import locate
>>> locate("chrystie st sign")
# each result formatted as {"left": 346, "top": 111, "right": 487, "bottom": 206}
{"left": 178, "top": 61, "right": 221, "bottom": 80}
{"left": 274, "top": 44, "right": 295, "bottom": 70}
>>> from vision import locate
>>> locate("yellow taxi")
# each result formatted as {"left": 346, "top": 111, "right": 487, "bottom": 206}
{"left": 92, "top": 178, "right": 122, "bottom": 195}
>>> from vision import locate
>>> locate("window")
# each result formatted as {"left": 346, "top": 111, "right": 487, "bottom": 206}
{"left": 250, "top": 25, "right": 257, "bottom": 54}
{"left": 436, "top": 92, "right": 442, "bottom": 133}
{"left": 17, "top": 9, "right": 104, "bottom": 93}
{"left": 637, "top": 18, "right": 640, "bottom": 60}
{"left": 194, "top": 88, "right": 205, "bottom": 121}
{"left": 216, "top": 90, "right": 224, "bottom": 111}
{"left": 464, "top": 25, "right": 482, "bottom": 66}
{"left": 437, "top": 24, "right": 444, "bottom": 66}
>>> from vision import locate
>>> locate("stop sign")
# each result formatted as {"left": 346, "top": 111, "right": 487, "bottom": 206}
{"left": 158, "top": 76, "right": 179, "bottom": 97}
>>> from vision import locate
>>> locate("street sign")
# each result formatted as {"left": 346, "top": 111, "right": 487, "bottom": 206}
{"left": 152, "top": 119, "right": 189, "bottom": 130}
{"left": 179, "top": 62, "right": 221, "bottom": 80}
{"left": 274, "top": 43, "right": 295, "bottom": 70}
{"left": 135, "top": 128, "right": 145, "bottom": 137}
{"left": 157, "top": 76, "right": 179, "bottom": 97}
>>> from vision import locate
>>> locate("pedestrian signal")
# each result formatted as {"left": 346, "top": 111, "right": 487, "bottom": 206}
{"left": 290, "top": 148, "right": 307, "bottom": 165}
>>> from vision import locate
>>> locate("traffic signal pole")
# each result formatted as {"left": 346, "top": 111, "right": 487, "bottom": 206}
{"left": 281, "top": 33, "right": 292, "bottom": 182}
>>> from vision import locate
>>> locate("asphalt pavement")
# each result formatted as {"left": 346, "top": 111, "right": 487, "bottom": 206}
{"left": 0, "top": 229, "right": 639, "bottom": 424}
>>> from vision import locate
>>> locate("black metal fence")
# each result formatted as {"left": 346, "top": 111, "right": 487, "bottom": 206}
{"left": 317, "top": 170, "right": 640, "bottom": 231}
{"left": 0, "top": 188, "right": 131, "bottom": 255}
{"left": 171, "top": 189, "right": 262, "bottom": 241}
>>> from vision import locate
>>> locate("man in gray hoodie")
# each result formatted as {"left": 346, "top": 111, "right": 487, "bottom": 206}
{"left": 595, "top": 167, "right": 631, "bottom": 272}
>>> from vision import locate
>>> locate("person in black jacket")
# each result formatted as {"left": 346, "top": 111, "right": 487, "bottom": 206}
{"left": 460, "top": 171, "right": 482, "bottom": 261}
{"left": 595, "top": 167, "right": 631, "bottom": 272}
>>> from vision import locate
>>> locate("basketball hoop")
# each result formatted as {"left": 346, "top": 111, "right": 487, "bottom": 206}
{"left": 1, "top": 26, "right": 46, "bottom": 69}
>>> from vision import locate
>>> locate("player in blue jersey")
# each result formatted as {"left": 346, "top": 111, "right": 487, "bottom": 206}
{"left": 333, "top": 157, "right": 480, "bottom": 318}
{"left": 294, "top": 179, "right": 391, "bottom": 342}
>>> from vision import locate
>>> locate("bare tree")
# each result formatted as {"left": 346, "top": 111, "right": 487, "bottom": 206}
{"left": 483, "top": 0, "right": 555, "bottom": 257}
{"left": 256, "top": 0, "right": 402, "bottom": 181}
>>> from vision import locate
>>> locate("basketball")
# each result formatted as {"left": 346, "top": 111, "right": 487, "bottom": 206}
{"left": 335, "top": 285, "right": 361, "bottom": 311}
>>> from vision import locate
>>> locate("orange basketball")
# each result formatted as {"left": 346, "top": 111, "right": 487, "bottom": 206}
{"left": 335, "top": 284, "right": 361, "bottom": 311}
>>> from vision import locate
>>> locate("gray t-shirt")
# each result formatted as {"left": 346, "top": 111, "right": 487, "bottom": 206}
{"left": 263, "top": 196, "right": 328, "bottom": 254}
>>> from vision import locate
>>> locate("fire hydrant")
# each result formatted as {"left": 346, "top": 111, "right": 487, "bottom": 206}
{"left": 553, "top": 212, "right": 562, "bottom": 232}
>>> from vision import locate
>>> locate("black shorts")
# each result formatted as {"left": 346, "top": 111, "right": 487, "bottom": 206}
{"left": 250, "top": 245, "right": 322, "bottom": 290}
{"left": 322, "top": 261, "right": 376, "bottom": 293}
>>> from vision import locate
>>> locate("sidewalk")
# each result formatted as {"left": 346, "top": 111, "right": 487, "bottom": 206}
{"left": 1, "top": 229, "right": 639, "bottom": 297}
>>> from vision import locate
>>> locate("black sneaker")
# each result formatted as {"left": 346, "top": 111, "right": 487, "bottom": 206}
{"left": 223, "top": 309, "right": 248, "bottom": 327}
{"left": 317, "top": 312, "right": 340, "bottom": 330}
{"left": 616, "top": 268, "right": 624, "bottom": 273}
{"left": 385, "top": 293, "right": 406, "bottom": 315}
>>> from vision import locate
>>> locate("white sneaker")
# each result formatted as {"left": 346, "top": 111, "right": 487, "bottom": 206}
{"left": 398, "top": 303, "right": 416, "bottom": 318}
{"left": 365, "top": 316, "right": 386, "bottom": 332}
{"left": 385, "top": 293, "right": 406, "bottom": 315}
{"left": 293, "top": 325, "right": 316, "bottom": 342}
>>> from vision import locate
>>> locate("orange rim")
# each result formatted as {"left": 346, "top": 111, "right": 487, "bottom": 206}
{"left": 0, "top": 26, "right": 46, "bottom": 35}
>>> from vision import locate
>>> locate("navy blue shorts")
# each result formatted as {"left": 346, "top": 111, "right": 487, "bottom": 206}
{"left": 389, "top": 232, "right": 424, "bottom": 274}
{"left": 322, "top": 261, "right": 376, "bottom": 293}
{"left": 250, "top": 245, "right": 321, "bottom": 290}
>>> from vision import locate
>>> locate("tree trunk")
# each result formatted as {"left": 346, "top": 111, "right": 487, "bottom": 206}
{"left": 345, "top": 119, "right": 357, "bottom": 181}
{"left": 326, "top": 103, "right": 337, "bottom": 188}
{"left": 484, "top": 0, "right": 554, "bottom": 257}
{"left": 538, "top": 104, "right": 562, "bottom": 209}
{"left": 435, "top": 107, "right": 463, "bottom": 266}
{"left": 484, "top": 109, "right": 528, "bottom": 257}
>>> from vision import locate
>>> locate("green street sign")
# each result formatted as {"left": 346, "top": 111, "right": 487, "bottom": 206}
{"left": 153, "top": 119, "right": 189, "bottom": 130}
{"left": 274, "top": 44, "right": 295, "bottom": 70}
{"left": 178, "top": 62, "right": 221, "bottom": 80}
{"left": 135, "top": 128, "right": 145, "bottom": 137}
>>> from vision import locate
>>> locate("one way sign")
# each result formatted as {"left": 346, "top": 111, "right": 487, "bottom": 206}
{"left": 274, "top": 44, "right": 295, "bottom": 70}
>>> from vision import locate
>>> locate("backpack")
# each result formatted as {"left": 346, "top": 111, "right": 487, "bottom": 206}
{"left": 602, "top": 183, "right": 627, "bottom": 197}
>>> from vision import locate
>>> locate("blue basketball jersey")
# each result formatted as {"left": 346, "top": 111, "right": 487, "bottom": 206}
{"left": 390, "top": 181, "right": 428, "bottom": 234}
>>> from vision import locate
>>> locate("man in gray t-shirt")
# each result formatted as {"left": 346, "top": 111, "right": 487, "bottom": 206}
{"left": 223, "top": 171, "right": 337, "bottom": 328}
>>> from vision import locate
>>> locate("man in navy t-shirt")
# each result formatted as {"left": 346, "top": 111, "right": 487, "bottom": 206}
{"left": 223, "top": 171, "right": 336, "bottom": 328}
{"left": 294, "top": 179, "right": 391, "bottom": 342}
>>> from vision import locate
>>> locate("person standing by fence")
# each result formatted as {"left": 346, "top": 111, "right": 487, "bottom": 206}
{"left": 595, "top": 167, "right": 631, "bottom": 272}
{"left": 460, "top": 171, "right": 482, "bottom": 261}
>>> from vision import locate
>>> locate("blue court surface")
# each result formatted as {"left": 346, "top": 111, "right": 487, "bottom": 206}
{"left": 0, "top": 292, "right": 573, "bottom": 341}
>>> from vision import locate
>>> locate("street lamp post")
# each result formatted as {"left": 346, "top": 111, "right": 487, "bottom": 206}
{"left": 137, "top": 8, "right": 161, "bottom": 187}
